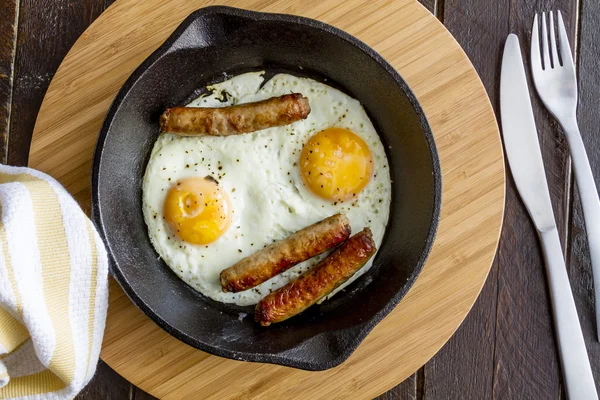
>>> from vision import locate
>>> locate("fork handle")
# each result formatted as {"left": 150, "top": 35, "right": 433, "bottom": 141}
{"left": 539, "top": 228, "right": 598, "bottom": 400}
{"left": 562, "top": 118, "right": 600, "bottom": 341}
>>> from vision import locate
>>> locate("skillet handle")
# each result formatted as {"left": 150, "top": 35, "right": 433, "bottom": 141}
{"left": 164, "top": 6, "right": 253, "bottom": 53}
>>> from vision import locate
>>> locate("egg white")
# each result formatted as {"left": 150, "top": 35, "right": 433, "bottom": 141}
{"left": 142, "top": 72, "right": 392, "bottom": 306}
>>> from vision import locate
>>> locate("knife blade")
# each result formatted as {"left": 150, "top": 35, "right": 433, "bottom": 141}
{"left": 500, "top": 34, "right": 556, "bottom": 232}
{"left": 501, "top": 34, "right": 598, "bottom": 400}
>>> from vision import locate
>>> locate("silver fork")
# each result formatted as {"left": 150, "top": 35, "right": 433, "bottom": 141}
{"left": 531, "top": 11, "right": 600, "bottom": 341}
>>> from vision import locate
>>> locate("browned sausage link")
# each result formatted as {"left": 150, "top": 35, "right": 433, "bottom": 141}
{"left": 159, "top": 93, "right": 311, "bottom": 136}
{"left": 220, "top": 214, "right": 351, "bottom": 293}
{"left": 255, "top": 228, "right": 376, "bottom": 326}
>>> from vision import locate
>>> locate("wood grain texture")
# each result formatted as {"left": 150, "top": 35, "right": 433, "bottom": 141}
{"left": 7, "top": 0, "right": 112, "bottom": 166}
{"left": 0, "top": 0, "right": 18, "bottom": 163}
{"left": 27, "top": 0, "right": 504, "bottom": 398}
{"left": 567, "top": 0, "right": 600, "bottom": 392}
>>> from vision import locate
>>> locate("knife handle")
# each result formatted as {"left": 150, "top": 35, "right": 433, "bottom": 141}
{"left": 562, "top": 117, "right": 600, "bottom": 341}
{"left": 539, "top": 228, "right": 598, "bottom": 400}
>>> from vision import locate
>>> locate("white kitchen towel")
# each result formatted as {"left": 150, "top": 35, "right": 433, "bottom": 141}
{"left": 0, "top": 165, "right": 109, "bottom": 400}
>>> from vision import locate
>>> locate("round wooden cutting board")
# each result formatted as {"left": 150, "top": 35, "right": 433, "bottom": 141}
{"left": 29, "top": 0, "right": 505, "bottom": 398}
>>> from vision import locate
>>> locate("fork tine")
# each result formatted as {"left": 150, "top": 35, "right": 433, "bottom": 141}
{"left": 549, "top": 11, "right": 560, "bottom": 67}
{"left": 557, "top": 11, "right": 575, "bottom": 68}
{"left": 541, "top": 12, "right": 551, "bottom": 70}
{"left": 531, "top": 14, "right": 543, "bottom": 74}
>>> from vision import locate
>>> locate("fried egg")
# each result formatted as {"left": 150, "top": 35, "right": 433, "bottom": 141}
{"left": 142, "top": 72, "right": 392, "bottom": 306}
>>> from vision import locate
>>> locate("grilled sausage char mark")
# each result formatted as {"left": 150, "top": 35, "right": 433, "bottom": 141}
{"left": 255, "top": 228, "right": 376, "bottom": 326}
{"left": 220, "top": 214, "right": 351, "bottom": 293}
{"left": 160, "top": 93, "right": 311, "bottom": 136}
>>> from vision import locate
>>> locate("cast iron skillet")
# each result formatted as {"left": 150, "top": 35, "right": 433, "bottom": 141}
{"left": 92, "top": 6, "right": 442, "bottom": 371}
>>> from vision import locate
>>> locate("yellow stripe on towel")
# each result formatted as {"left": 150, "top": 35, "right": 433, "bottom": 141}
{"left": 0, "top": 173, "right": 76, "bottom": 387}
{"left": 0, "top": 222, "right": 21, "bottom": 317}
{"left": 0, "top": 309, "right": 28, "bottom": 354}
{"left": 0, "top": 370, "right": 64, "bottom": 399}
{"left": 84, "top": 220, "right": 98, "bottom": 379}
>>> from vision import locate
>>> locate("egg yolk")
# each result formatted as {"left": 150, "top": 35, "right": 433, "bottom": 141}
{"left": 163, "top": 177, "right": 232, "bottom": 245}
{"left": 299, "top": 127, "right": 374, "bottom": 201}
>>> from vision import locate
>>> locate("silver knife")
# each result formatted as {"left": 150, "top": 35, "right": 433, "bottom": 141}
{"left": 500, "top": 34, "right": 598, "bottom": 400}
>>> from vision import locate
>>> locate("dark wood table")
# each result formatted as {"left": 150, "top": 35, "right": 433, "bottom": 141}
{"left": 2, "top": 0, "right": 599, "bottom": 398}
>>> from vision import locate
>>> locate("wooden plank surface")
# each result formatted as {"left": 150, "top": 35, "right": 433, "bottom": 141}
{"left": 6, "top": 0, "right": 112, "bottom": 166}
{"left": 568, "top": 0, "right": 600, "bottom": 388}
{"left": 4, "top": 0, "right": 599, "bottom": 398}
{"left": 0, "top": 0, "right": 18, "bottom": 163}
